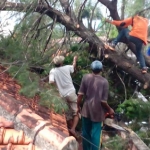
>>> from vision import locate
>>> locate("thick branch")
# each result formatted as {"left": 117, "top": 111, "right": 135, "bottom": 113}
{"left": 106, "top": 51, "right": 150, "bottom": 89}
{"left": 98, "top": 0, "right": 150, "bottom": 68}
{"left": 98, "top": 0, "right": 120, "bottom": 20}
{"left": 1, "top": 2, "right": 150, "bottom": 88}
{"left": 59, "top": 0, "right": 77, "bottom": 22}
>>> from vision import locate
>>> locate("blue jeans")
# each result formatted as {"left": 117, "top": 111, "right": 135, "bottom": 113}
{"left": 112, "top": 28, "right": 130, "bottom": 45}
{"left": 82, "top": 117, "right": 103, "bottom": 150}
{"left": 112, "top": 28, "right": 146, "bottom": 69}
{"left": 147, "top": 47, "right": 150, "bottom": 56}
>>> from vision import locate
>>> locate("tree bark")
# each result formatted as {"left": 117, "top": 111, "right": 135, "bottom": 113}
{"left": 98, "top": 0, "right": 150, "bottom": 68}
{"left": 1, "top": 2, "right": 150, "bottom": 88}
{"left": 125, "top": 127, "right": 150, "bottom": 150}
{"left": 105, "top": 119, "right": 150, "bottom": 150}
{"left": 121, "top": 0, "right": 125, "bottom": 19}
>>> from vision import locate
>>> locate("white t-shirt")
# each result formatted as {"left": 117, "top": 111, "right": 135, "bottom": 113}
{"left": 49, "top": 65, "right": 75, "bottom": 97}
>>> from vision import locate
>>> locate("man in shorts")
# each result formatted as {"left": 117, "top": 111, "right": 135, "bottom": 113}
{"left": 49, "top": 55, "right": 79, "bottom": 136}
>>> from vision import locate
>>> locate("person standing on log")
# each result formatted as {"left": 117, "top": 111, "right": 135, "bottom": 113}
{"left": 105, "top": 12, "right": 149, "bottom": 74}
{"left": 77, "top": 60, "right": 114, "bottom": 150}
{"left": 49, "top": 55, "right": 79, "bottom": 137}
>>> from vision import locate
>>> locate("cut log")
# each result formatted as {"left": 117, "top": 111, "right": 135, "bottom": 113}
{"left": 1, "top": 2, "right": 150, "bottom": 88}
{"left": 124, "top": 127, "right": 150, "bottom": 150}
{"left": 104, "top": 119, "right": 150, "bottom": 150}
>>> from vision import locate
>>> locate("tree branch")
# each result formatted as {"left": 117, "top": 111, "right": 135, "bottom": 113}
{"left": 1, "top": 1, "right": 150, "bottom": 88}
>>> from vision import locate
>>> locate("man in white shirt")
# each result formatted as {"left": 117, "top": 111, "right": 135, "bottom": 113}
{"left": 49, "top": 55, "right": 79, "bottom": 137}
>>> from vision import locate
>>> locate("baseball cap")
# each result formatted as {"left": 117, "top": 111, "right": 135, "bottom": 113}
{"left": 53, "top": 56, "right": 65, "bottom": 65}
{"left": 91, "top": 60, "right": 103, "bottom": 70}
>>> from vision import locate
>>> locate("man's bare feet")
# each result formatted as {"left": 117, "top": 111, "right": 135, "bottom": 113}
{"left": 69, "top": 129, "right": 79, "bottom": 139}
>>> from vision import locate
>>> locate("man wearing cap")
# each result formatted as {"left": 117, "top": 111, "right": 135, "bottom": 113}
{"left": 49, "top": 55, "right": 79, "bottom": 136}
{"left": 77, "top": 60, "right": 114, "bottom": 150}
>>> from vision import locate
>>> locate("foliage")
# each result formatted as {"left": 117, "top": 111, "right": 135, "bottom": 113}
{"left": 96, "top": 19, "right": 118, "bottom": 38}
{"left": 0, "top": 30, "right": 92, "bottom": 113}
{"left": 0, "top": 0, "right": 150, "bottom": 130}
{"left": 0, "top": 2, "right": 150, "bottom": 149}
{"left": 116, "top": 99, "right": 150, "bottom": 121}
{"left": 39, "top": 85, "right": 68, "bottom": 114}
{"left": 137, "top": 130, "right": 150, "bottom": 147}
{"left": 79, "top": 0, "right": 103, "bottom": 29}
{"left": 108, "top": 26, "right": 118, "bottom": 39}
{"left": 125, "top": 0, "right": 148, "bottom": 17}
{"left": 64, "top": 43, "right": 91, "bottom": 90}
{"left": 102, "top": 135, "right": 128, "bottom": 150}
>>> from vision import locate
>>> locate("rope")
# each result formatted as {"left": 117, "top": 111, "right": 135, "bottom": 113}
{"left": 77, "top": 126, "right": 123, "bottom": 150}
{"left": 79, "top": 134, "right": 101, "bottom": 149}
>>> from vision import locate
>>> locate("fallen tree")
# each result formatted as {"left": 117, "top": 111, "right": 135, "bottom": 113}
{"left": 0, "top": 1, "right": 150, "bottom": 89}
{"left": 104, "top": 118, "right": 150, "bottom": 150}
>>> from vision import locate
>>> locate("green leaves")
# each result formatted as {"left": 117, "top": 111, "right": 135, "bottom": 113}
{"left": 116, "top": 99, "right": 150, "bottom": 121}
{"left": 39, "top": 88, "right": 68, "bottom": 114}
{"left": 103, "top": 135, "right": 128, "bottom": 150}
{"left": 81, "top": 9, "right": 90, "bottom": 19}
{"left": 19, "top": 81, "right": 39, "bottom": 98}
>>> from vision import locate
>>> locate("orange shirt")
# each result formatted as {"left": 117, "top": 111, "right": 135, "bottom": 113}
{"left": 111, "top": 15, "right": 149, "bottom": 45}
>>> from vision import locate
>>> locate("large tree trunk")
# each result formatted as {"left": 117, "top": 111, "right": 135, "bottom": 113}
{"left": 104, "top": 118, "right": 150, "bottom": 150}
{"left": 98, "top": 0, "right": 150, "bottom": 67}
{"left": 1, "top": 1, "right": 150, "bottom": 89}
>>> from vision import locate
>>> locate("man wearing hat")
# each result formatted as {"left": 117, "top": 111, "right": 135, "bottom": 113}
{"left": 49, "top": 55, "right": 79, "bottom": 136}
{"left": 77, "top": 60, "right": 114, "bottom": 150}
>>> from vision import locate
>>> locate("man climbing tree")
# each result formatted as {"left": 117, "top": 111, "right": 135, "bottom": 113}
{"left": 49, "top": 55, "right": 79, "bottom": 137}
{"left": 105, "top": 11, "right": 149, "bottom": 74}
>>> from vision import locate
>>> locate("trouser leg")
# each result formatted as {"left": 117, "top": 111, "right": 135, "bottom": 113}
{"left": 112, "top": 28, "right": 130, "bottom": 45}
{"left": 129, "top": 36, "right": 146, "bottom": 68}
{"left": 91, "top": 122, "right": 103, "bottom": 150}
{"left": 82, "top": 117, "right": 92, "bottom": 150}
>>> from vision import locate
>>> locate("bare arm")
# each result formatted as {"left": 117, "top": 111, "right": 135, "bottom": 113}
{"left": 147, "top": 39, "right": 150, "bottom": 43}
{"left": 77, "top": 94, "right": 84, "bottom": 113}
{"left": 105, "top": 19, "right": 112, "bottom": 24}
{"left": 101, "top": 101, "right": 114, "bottom": 115}
{"left": 49, "top": 81, "right": 55, "bottom": 84}
{"left": 49, "top": 70, "right": 56, "bottom": 85}
{"left": 72, "top": 56, "right": 78, "bottom": 69}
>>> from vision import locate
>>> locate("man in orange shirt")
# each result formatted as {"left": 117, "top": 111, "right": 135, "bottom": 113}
{"left": 105, "top": 13, "right": 149, "bottom": 74}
